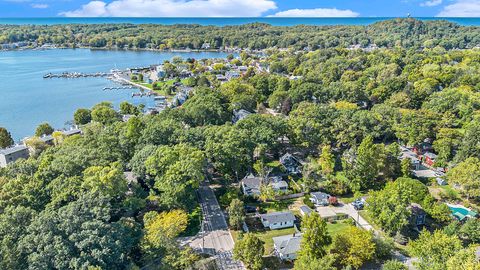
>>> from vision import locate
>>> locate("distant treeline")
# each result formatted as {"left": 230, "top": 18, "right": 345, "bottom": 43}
{"left": 1, "top": 18, "right": 480, "bottom": 50}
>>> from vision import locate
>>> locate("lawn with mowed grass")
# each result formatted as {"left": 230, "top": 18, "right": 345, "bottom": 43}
{"left": 232, "top": 220, "right": 351, "bottom": 255}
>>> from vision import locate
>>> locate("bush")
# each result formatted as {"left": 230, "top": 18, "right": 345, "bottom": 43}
{"left": 383, "top": 260, "right": 407, "bottom": 270}
{"left": 374, "top": 236, "right": 394, "bottom": 260}
{"left": 303, "top": 195, "right": 315, "bottom": 208}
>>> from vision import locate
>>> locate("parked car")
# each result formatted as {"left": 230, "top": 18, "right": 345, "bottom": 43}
{"left": 352, "top": 199, "right": 365, "bottom": 210}
{"left": 244, "top": 205, "right": 257, "bottom": 213}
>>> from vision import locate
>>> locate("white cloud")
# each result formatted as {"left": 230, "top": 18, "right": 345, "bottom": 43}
{"left": 420, "top": 0, "right": 442, "bottom": 7}
{"left": 60, "top": 0, "right": 277, "bottom": 17}
{"left": 31, "top": 3, "right": 48, "bottom": 9}
{"left": 269, "top": 8, "right": 359, "bottom": 17}
{"left": 437, "top": 0, "right": 480, "bottom": 17}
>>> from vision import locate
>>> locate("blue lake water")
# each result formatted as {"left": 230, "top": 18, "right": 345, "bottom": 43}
{"left": 2, "top": 17, "right": 480, "bottom": 26}
{"left": 0, "top": 49, "right": 230, "bottom": 140}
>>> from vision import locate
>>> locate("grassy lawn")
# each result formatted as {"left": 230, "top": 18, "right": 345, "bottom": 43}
{"left": 249, "top": 199, "right": 297, "bottom": 213}
{"left": 326, "top": 221, "right": 351, "bottom": 237}
{"left": 338, "top": 191, "right": 367, "bottom": 204}
{"left": 439, "top": 185, "right": 460, "bottom": 199}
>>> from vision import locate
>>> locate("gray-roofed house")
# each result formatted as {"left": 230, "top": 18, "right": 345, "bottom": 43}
{"left": 260, "top": 211, "right": 296, "bottom": 230}
{"left": 232, "top": 109, "right": 252, "bottom": 123}
{"left": 270, "top": 180, "right": 289, "bottom": 192}
{"left": 299, "top": 205, "right": 313, "bottom": 216}
{"left": 273, "top": 233, "right": 302, "bottom": 261}
{"left": 280, "top": 153, "right": 302, "bottom": 175}
{"left": 0, "top": 145, "right": 29, "bottom": 168}
{"left": 310, "top": 192, "right": 331, "bottom": 206}
{"left": 241, "top": 174, "right": 289, "bottom": 197}
{"left": 63, "top": 128, "right": 82, "bottom": 137}
{"left": 241, "top": 174, "right": 263, "bottom": 196}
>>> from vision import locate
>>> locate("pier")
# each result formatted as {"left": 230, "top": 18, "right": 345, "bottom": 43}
{"left": 43, "top": 72, "right": 112, "bottom": 79}
{"left": 103, "top": 86, "right": 134, "bottom": 90}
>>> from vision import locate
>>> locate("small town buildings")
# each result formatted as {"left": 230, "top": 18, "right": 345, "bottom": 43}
{"left": 413, "top": 141, "right": 433, "bottom": 156}
{"left": 299, "top": 205, "right": 313, "bottom": 216}
{"left": 273, "top": 233, "right": 302, "bottom": 261}
{"left": 232, "top": 109, "right": 252, "bottom": 123}
{"left": 0, "top": 145, "right": 29, "bottom": 168}
{"left": 260, "top": 211, "right": 296, "bottom": 230}
{"left": 310, "top": 192, "right": 331, "bottom": 206}
{"left": 280, "top": 153, "right": 302, "bottom": 175}
{"left": 408, "top": 203, "right": 426, "bottom": 227}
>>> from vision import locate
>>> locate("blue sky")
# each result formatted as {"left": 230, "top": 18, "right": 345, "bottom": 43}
{"left": 1, "top": 0, "right": 480, "bottom": 17}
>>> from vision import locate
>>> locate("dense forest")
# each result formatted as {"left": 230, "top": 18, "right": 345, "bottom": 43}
{"left": 2, "top": 18, "right": 480, "bottom": 50}
{"left": 2, "top": 20, "right": 480, "bottom": 269}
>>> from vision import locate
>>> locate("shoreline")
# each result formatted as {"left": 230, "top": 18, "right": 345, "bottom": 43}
{"left": 1, "top": 45, "right": 242, "bottom": 53}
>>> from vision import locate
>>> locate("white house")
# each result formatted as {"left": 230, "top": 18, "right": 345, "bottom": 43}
{"left": 273, "top": 233, "right": 302, "bottom": 261}
{"left": 310, "top": 192, "right": 330, "bottom": 206}
{"left": 260, "top": 211, "right": 296, "bottom": 230}
{"left": 0, "top": 145, "right": 29, "bottom": 168}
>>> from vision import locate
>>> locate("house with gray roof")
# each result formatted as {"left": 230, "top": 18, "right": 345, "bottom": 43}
{"left": 241, "top": 174, "right": 263, "bottom": 196}
{"left": 280, "top": 153, "right": 302, "bottom": 175}
{"left": 260, "top": 211, "right": 296, "bottom": 230}
{"left": 232, "top": 109, "right": 252, "bottom": 123}
{"left": 299, "top": 205, "right": 313, "bottom": 216}
{"left": 273, "top": 233, "right": 302, "bottom": 260}
{"left": 240, "top": 174, "right": 289, "bottom": 197}
{"left": 62, "top": 128, "right": 82, "bottom": 137}
{"left": 310, "top": 191, "right": 330, "bottom": 206}
{"left": 0, "top": 145, "right": 29, "bottom": 168}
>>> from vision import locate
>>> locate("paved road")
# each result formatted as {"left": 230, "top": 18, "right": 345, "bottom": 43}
{"left": 187, "top": 183, "right": 244, "bottom": 270}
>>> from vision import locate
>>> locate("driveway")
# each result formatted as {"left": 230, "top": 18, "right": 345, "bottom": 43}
{"left": 183, "top": 183, "right": 244, "bottom": 270}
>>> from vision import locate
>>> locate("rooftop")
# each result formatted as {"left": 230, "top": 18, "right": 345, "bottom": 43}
{"left": 273, "top": 233, "right": 302, "bottom": 256}
{"left": 0, "top": 145, "right": 28, "bottom": 155}
{"left": 260, "top": 211, "right": 296, "bottom": 224}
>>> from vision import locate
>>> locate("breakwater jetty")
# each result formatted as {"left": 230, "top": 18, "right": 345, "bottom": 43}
{"left": 43, "top": 72, "right": 111, "bottom": 79}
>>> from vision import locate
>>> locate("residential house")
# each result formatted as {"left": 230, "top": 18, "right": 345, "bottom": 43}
{"left": 299, "top": 205, "right": 313, "bottom": 216}
{"left": 408, "top": 203, "right": 426, "bottom": 227}
{"left": 232, "top": 109, "right": 252, "bottom": 123}
{"left": 310, "top": 192, "right": 330, "bottom": 206}
{"left": 436, "top": 177, "right": 447, "bottom": 186}
{"left": 260, "top": 211, "right": 296, "bottom": 230}
{"left": 280, "top": 153, "right": 302, "bottom": 175}
{"left": 423, "top": 152, "right": 437, "bottom": 167}
{"left": 413, "top": 141, "right": 433, "bottom": 156}
{"left": 0, "top": 145, "right": 29, "bottom": 168}
{"left": 226, "top": 71, "right": 241, "bottom": 80}
{"left": 273, "top": 233, "right": 302, "bottom": 261}
{"left": 240, "top": 174, "right": 289, "bottom": 197}
{"left": 62, "top": 128, "right": 82, "bottom": 137}
{"left": 240, "top": 174, "right": 263, "bottom": 196}
{"left": 39, "top": 135, "right": 54, "bottom": 145}
{"left": 270, "top": 179, "right": 289, "bottom": 193}
{"left": 216, "top": 74, "right": 227, "bottom": 82}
